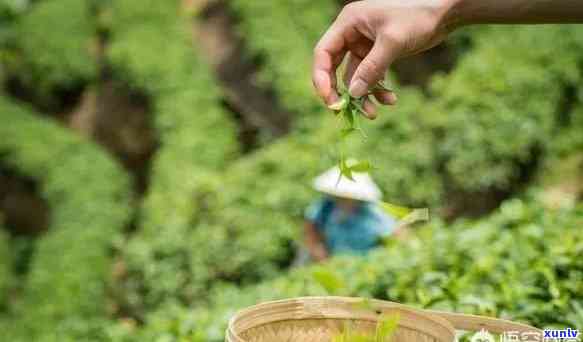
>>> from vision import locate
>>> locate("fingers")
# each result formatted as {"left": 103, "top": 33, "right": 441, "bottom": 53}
{"left": 313, "top": 23, "right": 348, "bottom": 107}
{"left": 349, "top": 38, "right": 398, "bottom": 98}
{"left": 343, "top": 53, "right": 394, "bottom": 119}
{"left": 344, "top": 54, "right": 396, "bottom": 105}
{"left": 362, "top": 98, "right": 378, "bottom": 120}
{"left": 373, "top": 89, "right": 398, "bottom": 105}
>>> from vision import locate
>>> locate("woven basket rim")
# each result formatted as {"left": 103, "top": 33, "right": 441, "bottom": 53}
{"left": 227, "top": 296, "right": 456, "bottom": 342}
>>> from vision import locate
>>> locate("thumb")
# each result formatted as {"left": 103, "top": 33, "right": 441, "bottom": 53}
{"left": 349, "top": 39, "right": 397, "bottom": 98}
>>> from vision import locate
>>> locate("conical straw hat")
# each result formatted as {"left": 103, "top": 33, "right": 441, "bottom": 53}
{"left": 313, "top": 166, "right": 382, "bottom": 202}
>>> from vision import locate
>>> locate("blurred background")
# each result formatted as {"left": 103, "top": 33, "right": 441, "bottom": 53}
{"left": 0, "top": 0, "right": 582, "bottom": 341}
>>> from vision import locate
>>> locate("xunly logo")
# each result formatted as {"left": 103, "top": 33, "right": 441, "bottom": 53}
{"left": 500, "top": 328, "right": 580, "bottom": 341}
{"left": 544, "top": 328, "right": 580, "bottom": 339}
{"left": 471, "top": 329, "right": 495, "bottom": 342}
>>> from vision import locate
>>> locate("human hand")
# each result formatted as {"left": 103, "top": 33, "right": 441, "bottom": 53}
{"left": 313, "top": 0, "right": 455, "bottom": 118}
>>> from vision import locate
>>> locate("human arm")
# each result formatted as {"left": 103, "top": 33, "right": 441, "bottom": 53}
{"left": 312, "top": 0, "right": 583, "bottom": 117}
{"left": 450, "top": 0, "right": 583, "bottom": 26}
{"left": 304, "top": 221, "right": 329, "bottom": 262}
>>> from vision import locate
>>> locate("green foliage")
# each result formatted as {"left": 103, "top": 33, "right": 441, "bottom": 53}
{"left": 183, "top": 87, "right": 438, "bottom": 302}
{"left": 119, "top": 131, "right": 332, "bottom": 315}
{"left": 0, "top": 97, "right": 132, "bottom": 341}
{"left": 8, "top": 0, "right": 96, "bottom": 100}
{"left": 428, "top": 26, "right": 583, "bottom": 191}
{"left": 1, "top": 2, "right": 582, "bottom": 341}
{"left": 115, "top": 196, "right": 582, "bottom": 341}
{"left": 108, "top": 0, "right": 240, "bottom": 316}
{"left": 108, "top": 21, "right": 583, "bottom": 337}
{"left": 0, "top": 221, "right": 10, "bottom": 310}
{"left": 229, "top": 0, "right": 337, "bottom": 127}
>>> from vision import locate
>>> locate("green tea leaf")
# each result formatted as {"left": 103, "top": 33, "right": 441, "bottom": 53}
{"left": 351, "top": 99, "right": 366, "bottom": 116}
{"left": 341, "top": 128, "right": 357, "bottom": 139}
{"left": 379, "top": 202, "right": 429, "bottom": 226}
{"left": 398, "top": 208, "right": 430, "bottom": 226}
{"left": 312, "top": 268, "right": 345, "bottom": 294}
{"left": 376, "top": 313, "right": 400, "bottom": 342}
{"left": 339, "top": 156, "right": 355, "bottom": 181}
{"left": 343, "top": 106, "right": 355, "bottom": 128}
{"left": 331, "top": 311, "right": 400, "bottom": 342}
{"left": 378, "top": 202, "right": 414, "bottom": 219}
{"left": 329, "top": 94, "right": 350, "bottom": 111}
{"left": 342, "top": 167, "right": 355, "bottom": 181}
{"left": 349, "top": 160, "right": 372, "bottom": 173}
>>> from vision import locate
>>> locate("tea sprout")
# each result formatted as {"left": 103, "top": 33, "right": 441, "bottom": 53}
{"left": 330, "top": 82, "right": 429, "bottom": 226}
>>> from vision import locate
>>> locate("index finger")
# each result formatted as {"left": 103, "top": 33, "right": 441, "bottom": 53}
{"left": 313, "top": 24, "right": 347, "bottom": 107}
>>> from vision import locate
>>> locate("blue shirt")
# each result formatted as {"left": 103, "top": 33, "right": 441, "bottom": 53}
{"left": 305, "top": 197, "right": 397, "bottom": 256}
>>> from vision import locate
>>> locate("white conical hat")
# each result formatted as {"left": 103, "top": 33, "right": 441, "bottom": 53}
{"left": 313, "top": 165, "right": 382, "bottom": 202}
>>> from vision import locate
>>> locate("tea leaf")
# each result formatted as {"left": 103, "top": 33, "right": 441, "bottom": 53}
{"left": 398, "top": 208, "right": 430, "bottom": 226}
{"left": 341, "top": 128, "right": 357, "bottom": 138}
{"left": 378, "top": 202, "right": 414, "bottom": 219}
{"left": 330, "top": 94, "right": 350, "bottom": 111}
{"left": 349, "top": 160, "right": 372, "bottom": 173}
{"left": 379, "top": 202, "right": 430, "bottom": 226}
{"left": 343, "top": 106, "right": 355, "bottom": 127}
{"left": 339, "top": 155, "right": 355, "bottom": 181}
{"left": 376, "top": 313, "right": 400, "bottom": 342}
{"left": 312, "top": 268, "right": 345, "bottom": 294}
{"left": 331, "top": 310, "right": 401, "bottom": 342}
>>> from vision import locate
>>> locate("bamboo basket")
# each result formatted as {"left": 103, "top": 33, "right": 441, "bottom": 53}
{"left": 226, "top": 297, "right": 542, "bottom": 342}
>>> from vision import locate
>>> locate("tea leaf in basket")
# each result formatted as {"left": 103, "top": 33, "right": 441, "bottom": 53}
{"left": 375, "top": 313, "right": 400, "bottom": 342}
{"left": 331, "top": 312, "right": 401, "bottom": 342}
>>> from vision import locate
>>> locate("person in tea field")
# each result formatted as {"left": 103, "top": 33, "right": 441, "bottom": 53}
{"left": 303, "top": 166, "right": 400, "bottom": 262}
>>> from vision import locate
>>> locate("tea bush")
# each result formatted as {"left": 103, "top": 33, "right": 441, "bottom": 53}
{"left": 229, "top": 0, "right": 336, "bottom": 127}
{"left": 427, "top": 26, "right": 583, "bottom": 191}
{"left": 0, "top": 222, "right": 10, "bottom": 310}
{"left": 0, "top": 97, "right": 132, "bottom": 341}
{"left": 110, "top": 25, "right": 583, "bottom": 320}
{"left": 112, "top": 83, "right": 438, "bottom": 316}
{"left": 110, "top": 195, "right": 582, "bottom": 341}
{"left": 108, "top": 0, "right": 240, "bottom": 316}
{"left": 9, "top": 0, "right": 96, "bottom": 102}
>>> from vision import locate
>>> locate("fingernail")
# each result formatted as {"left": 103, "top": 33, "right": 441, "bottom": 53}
{"left": 326, "top": 93, "right": 340, "bottom": 107}
{"left": 349, "top": 79, "right": 368, "bottom": 98}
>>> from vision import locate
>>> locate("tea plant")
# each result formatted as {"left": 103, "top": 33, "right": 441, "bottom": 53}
{"left": 0, "top": 96, "right": 132, "bottom": 341}
{"left": 229, "top": 0, "right": 337, "bottom": 122}
{"left": 10, "top": 0, "right": 96, "bottom": 104}
{"left": 120, "top": 197, "right": 582, "bottom": 342}
{"left": 0, "top": 224, "right": 11, "bottom": 310}
{"left": 108, "top": 0, "right": 240, "bottom": 315}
